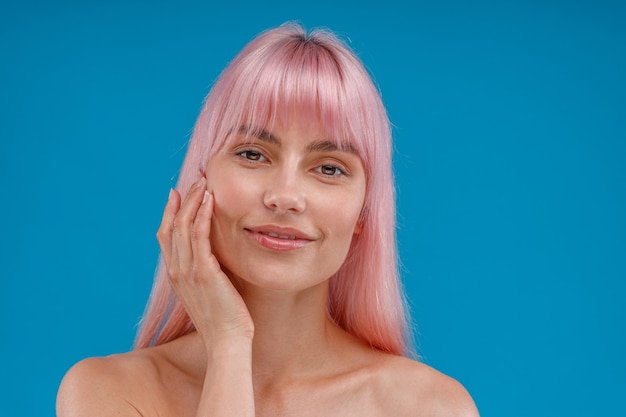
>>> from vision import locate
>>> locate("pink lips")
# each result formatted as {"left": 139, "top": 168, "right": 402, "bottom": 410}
{"left": 246, "top": 225, "right": 314, "bottom": 251}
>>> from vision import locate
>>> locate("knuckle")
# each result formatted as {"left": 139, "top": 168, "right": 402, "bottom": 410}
{"left": 172, "top": 217, "right": 184, "bottom": 234}
{"left": 166, "top": 268, "right": 179, "bottom": 283}
{"left": 190, "top": 221, "right": 205, "bottom": 242}
{"left": 191, "top": 269, "right": 205, "bottom": 285}
{"left": 156, "top": 228, "right": 166, "bottom": 243}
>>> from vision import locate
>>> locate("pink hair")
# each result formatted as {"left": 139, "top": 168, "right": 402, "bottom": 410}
{"left": 134, "top": 23, "right": 413, "bottom": 356}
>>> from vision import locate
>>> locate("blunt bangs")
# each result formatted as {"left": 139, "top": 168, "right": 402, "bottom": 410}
{"left": 212, "top": 26, "right": 380, "bottom": 163}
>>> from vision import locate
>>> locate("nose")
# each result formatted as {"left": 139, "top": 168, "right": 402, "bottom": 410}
{"left": 263, "top": 172, "right": 306, "bottom": 214}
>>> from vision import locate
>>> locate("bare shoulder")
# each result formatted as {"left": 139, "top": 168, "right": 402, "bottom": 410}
{"left": 377, "top": 355, "right": 479, "bottom": 417}
{"left": 57, "top": 334, "right": 203, "bottom": 417}
{"left": 56, "top": 349, "right": 160, "bottom": 417}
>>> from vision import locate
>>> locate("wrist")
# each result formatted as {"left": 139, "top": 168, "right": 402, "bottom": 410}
{"left": 206, "top": 336, "right": 253, "bottom": 360}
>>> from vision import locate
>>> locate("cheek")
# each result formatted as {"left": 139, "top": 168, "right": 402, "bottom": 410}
{"left": 324, "top": 190, "right": 366, "bottom": 242}
{"left": 205, "top": 170, "right": 243, "bottom": 251}
{"left": 206, "top": 167, "right": 253, "bottom": 216}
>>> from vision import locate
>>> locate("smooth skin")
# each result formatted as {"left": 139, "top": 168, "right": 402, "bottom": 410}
{"left": 57, "top": 122, "right": 479, "bottom": 417}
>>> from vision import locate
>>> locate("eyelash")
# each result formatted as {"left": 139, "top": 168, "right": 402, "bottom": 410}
{"left": 316, "top": 164, "right": 347, "bottom": 177}
{"left": 235, "top": 149, "right": 348, "bottom": 177}
{"left": 237, "top": 149, "right": 266, "bottom": 162}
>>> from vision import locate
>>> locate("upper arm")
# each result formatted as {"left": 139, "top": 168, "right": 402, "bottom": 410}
{"left": 57, "top": 357, "right": 143, "bottom": 417}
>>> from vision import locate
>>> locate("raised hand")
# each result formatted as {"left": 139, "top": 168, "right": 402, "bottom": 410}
{"left": 156, "top": 177, "right": 255, "bottom": 346}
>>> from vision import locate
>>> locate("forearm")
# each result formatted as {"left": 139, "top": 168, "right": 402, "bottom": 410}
{"left": 196, "top": 339, "right": 255, "bottom": 417}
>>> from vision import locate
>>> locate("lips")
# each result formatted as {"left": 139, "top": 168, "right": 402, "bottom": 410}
{"left": 245, "top": 225, "right": 314, "bottom": 251}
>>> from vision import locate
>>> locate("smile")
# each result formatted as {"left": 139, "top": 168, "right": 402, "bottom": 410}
{"left": 245, "top": 226, "right": 314, "bottom": 251}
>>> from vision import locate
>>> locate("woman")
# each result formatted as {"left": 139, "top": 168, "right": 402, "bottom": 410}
{"left": 57, "top": 23, "right": 478, "bottom": 416}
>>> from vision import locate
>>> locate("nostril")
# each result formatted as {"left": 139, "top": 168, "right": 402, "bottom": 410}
{"left": 263, "top": 187, "right": 305, "bottom": 213}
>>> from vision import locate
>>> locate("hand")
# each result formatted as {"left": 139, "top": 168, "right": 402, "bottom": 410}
{"left": 156, "top": 177, "right": 255, "bottom": 346}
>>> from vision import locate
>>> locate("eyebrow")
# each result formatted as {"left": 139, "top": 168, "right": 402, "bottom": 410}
{"left": 238, "top": 126, "right": 280, "bottom": 144}
{"left": 306, "top": 140, "right": 358, "bottom": 155}
{"left": 238, "top": 126, "right": 358, "bottom": 155}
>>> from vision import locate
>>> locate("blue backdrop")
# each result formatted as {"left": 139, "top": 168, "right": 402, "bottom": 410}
{"left": 2, "top": 0, "right": 624, "bottom": 415}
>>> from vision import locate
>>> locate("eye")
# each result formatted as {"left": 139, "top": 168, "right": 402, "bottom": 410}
{"left": 316, "top": 164, "right": 346, "bottom": 177}
{"left": 238, "top": 150, "right": 266, "bottom": 162}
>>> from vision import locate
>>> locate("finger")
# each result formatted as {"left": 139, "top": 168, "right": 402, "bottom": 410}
{"left": 172, "top": 177, "right": 207, "bottom": 277}
{"left": 191, "top": 191, "right": 220, "bottom": 274}
{"left": 156, "top": 188, "right": 181, "bottom": 269}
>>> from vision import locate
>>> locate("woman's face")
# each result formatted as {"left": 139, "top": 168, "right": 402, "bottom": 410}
{"left": 205, "top": 121, "right": 366, "bottom": 293}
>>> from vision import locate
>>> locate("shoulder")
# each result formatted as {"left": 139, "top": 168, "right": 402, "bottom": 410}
{"left": 56, "top": 350, "right": 160, "bottom": 417}
{"left": 376, "top": 355, "right": 479, "bottom": 417}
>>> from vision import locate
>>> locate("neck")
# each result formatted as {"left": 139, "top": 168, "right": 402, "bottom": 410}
{"left": 180, "top": 280, "right": 360, "bottom": 392}
{"left": 240, "top": 281, "right": 342, "bottom": 386}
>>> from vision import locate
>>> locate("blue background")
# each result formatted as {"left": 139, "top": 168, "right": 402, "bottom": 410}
{"left": 1, "top": 0, "right": 624, "bottom": 415}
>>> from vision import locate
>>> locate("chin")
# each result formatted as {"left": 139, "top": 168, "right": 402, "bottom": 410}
{"left": 226, "top": 263, "right": 332, "bottom": 294}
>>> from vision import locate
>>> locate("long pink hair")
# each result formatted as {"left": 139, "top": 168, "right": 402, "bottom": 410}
{"left": 135, "top": 23, "right": 413, "bottom": 356}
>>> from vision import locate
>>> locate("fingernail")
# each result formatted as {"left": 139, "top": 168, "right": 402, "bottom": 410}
{"left": 168, "top": 188, "right": 173, "bottom": 201}
{"left": 202, "top": 190, "right": 209, "bottom": 204}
